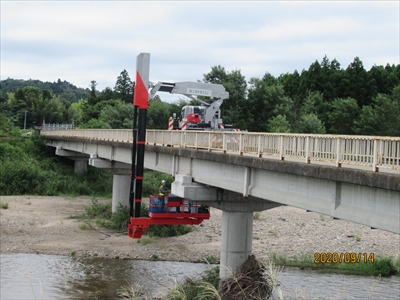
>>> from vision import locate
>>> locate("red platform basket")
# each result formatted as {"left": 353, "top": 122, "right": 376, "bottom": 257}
{"left": 128, "top": 195, "right": 210, "bottom": 239}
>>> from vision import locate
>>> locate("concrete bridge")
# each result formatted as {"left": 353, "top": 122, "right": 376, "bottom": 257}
{"left": 42, "top": 129, "right": 400, "bottom": 278}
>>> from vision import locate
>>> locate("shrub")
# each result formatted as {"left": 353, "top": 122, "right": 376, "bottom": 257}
{"left": 167, "top": 266, "right": 220, "bottom": 300}
{"left": 84, "top": 197, "right": 112, "bottom": 219}
{"left": 107, "top": 204, "right": 130, "bottom": 231}
{"left": 146, "top": 224, "right": 193, "bottom": 238}
{"left": 0, "top": 133, "right": 113, "bottom": 197}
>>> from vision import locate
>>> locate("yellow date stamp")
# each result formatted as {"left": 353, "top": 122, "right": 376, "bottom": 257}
{"left": 314, "top": 252, "right": 375, "bottom": 264}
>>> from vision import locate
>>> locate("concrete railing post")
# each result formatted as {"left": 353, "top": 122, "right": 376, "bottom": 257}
{"left": 372, "top": 139, "right": 379, "bottom": 172}
{"left": 336, "top": 138, "right": 341, "bottom": 167}
{"left": 305, "top": 136, "right": 310, "bottom": 164}
{"left": 223, "top": 133, "right": 227, "bottom": 154}
{"left": 279, "top": 135, "right": 284, "bottom": 160}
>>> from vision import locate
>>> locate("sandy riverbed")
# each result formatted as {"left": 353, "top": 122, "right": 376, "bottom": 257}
{"left": 0, "top": 196, "right": 399, "bottom": 263}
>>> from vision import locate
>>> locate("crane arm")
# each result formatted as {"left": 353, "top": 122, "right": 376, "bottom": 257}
{"left": 149, "top": 81, "right": 229, "bottom": 102}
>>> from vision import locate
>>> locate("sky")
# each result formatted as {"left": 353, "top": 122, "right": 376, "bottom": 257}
{"left": 1, "top": 1, "right": 399, "bottom": 103}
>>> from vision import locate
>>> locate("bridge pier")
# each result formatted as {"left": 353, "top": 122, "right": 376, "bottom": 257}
{"left": 89, "top": 156, "right": 131, "bottom": 212}
{"left": 220, "top": 211, "right": 253, "bottom": 279}
{"left": 172, "top": 174, "right": 281, "bottom": 280}
{"left": 55, "top": 148, "right": 88, "bottom": 175}
{"left": 111, "top": 174, "right": 130, "bottom": 212}
{"left": 74, "top": 159, "right": 88, "bottom": 175}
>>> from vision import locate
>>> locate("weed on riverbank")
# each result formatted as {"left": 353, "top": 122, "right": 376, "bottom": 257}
{"left": 118, "top": 257, "right": 284, "bottom": 300}
{"left": 271, "top": 253, "right": 400, "bottom": 276}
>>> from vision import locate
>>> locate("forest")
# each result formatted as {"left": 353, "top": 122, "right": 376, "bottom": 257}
{"left": 1, "top": 56, "right": 400, "bottom": 136}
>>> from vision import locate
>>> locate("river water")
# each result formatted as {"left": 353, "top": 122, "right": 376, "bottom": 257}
{"left": 1, "top": 253, "right": 399, "bottom": 299}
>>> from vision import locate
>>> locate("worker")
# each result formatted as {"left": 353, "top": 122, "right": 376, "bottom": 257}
{"left": 159, "top": 180, "right": 170, "bottom": 213}
{"left": 159, "top": 180, "right": 170, "bottom": 196}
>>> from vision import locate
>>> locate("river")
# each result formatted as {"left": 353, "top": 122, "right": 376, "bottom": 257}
{"left": 1, "top": 253, "right": 399, "bottom": 299}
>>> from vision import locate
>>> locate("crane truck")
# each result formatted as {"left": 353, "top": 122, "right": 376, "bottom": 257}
{"left": 149, "top": 81, "right": 232, "bottom": 130}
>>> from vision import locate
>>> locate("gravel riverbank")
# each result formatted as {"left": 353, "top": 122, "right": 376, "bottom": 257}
{"left": 1, "top": 196, "right": 399, "bottom": 263}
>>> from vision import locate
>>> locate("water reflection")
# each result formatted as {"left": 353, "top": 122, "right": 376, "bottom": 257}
{"left": 279, "top": 268, "right": 400, "bottom": 300}
{"left": 0, "top": 253, "right": 213, "bottom": 299}
{"left": 1, "top": 253, "right": 399, "bottom": 299}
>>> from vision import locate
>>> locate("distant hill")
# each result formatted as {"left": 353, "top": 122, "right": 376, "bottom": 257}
{"left": 0, "top": 78, "right": 89, "bottom": 103}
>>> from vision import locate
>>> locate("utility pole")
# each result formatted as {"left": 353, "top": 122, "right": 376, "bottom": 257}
{"left": 24, "top": 111, "right": 27, "bottom": 129}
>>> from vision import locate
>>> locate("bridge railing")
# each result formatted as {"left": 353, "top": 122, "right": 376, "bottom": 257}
{"left": 42, "top": 129, "right": 400, "bottom": 172}
{"left": 41, "top": 123, "right": 75, "bottom": 130}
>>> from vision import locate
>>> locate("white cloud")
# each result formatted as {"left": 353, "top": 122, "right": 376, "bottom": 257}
{"left": 1, "top": 0, "right": 399, "bottom": 99}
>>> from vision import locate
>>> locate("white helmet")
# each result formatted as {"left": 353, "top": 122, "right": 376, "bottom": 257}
{"left": 161, "top": 180, "right": 166, "bottom": 184}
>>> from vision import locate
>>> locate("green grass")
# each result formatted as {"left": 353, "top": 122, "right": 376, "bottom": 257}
{"left": 118, "top": 266, "right": 221, "bottom": 300}
{"left": 253, "top": 211, "right": 261, "bottom": 220}
{"left": 151, "top": 254, "right": 158, "bottom": 260}
{"left": 137, "top": 237, "right": 152, "bottom": 245}
{"left": 79, "top": 223, "right": 88, "bottom": 230}
{"left": 146, "top": 224, "right": 193, "bottom": 238}
{"left": 0, "top": 201, "right": 8, "bottom": 209}
{"left": 167, "top": 266, "right": 221, "bottom": 300}
{"left": 203, "top": 255, "right": 219, "bottom": 264}
{"left": 84, "top": 197, "right": 128, "bottom": 232}
{"left": 271, "top": 253, "right": 399, "bottom": 276}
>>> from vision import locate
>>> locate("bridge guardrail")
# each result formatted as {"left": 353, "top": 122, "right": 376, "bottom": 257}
{"left": 41, "top": 129, "right": 400, "bottom": 172}
{"left": 41, "top": 123, "right": 75, "bottom": 130}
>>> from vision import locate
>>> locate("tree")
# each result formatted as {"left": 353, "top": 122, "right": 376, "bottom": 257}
{"left": 98, "top": 100, "right": 134, "bottom": 129}
{"left": 247, "top": 80, "right": 293, "bottom": 132}
{"left": 353, "top": 85, "right": 400, "bottom": 136}
{"left": 114, "top": 69, "right": 133, "bottom": 103}
{"left": 300, "top": 91, "right": 330, "bottom": 128}
{"left": 344, "top": 57, "right": 376, "bottom": 107}
{"left": 81, "top": 118, "right": 111, "bottom": 129}
{"left": 203, "top": 66, "right": 248, "bottom": 129}
{"left": 328, "top": 97, "right": 359, "bottom": 134}
{"left": 266, "top": 115, "right": 291, "bottom": 133}
{"left": 373, "top": 92, "right": 400, "bottom": 136}
{"left": 6, "top": 86, "right": 66, "bottom": 126}
{"left": 88, "top": 80, "right": 98, "bottom": 106}
{"left": 279, "top": 70, "right": 302, "bottom": 119}
{"left": 68, "top": 100, "right": 85, "bottom": 125}
{"left": 82, "top": 99, "right": 124, "bottom": 125}
{"left": 146, "top": 96, "right": 170, "bottom": 129}
{"left": 203, "top": 65, "right": 228, "bottom": 84}
{"left": 352, "top": 105, "right": 379, "bottom": 135}
{"left": 98, "top": 87, "right": 115, "bottom": 101}
{"left": 246, "top": 77, "right": 269, "bottom": 132}
{"left": 41, "top": 96, "right": 65, "bottom": 123}
{"left": 298, "top": 113, "right": 326, "bottom": 134}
